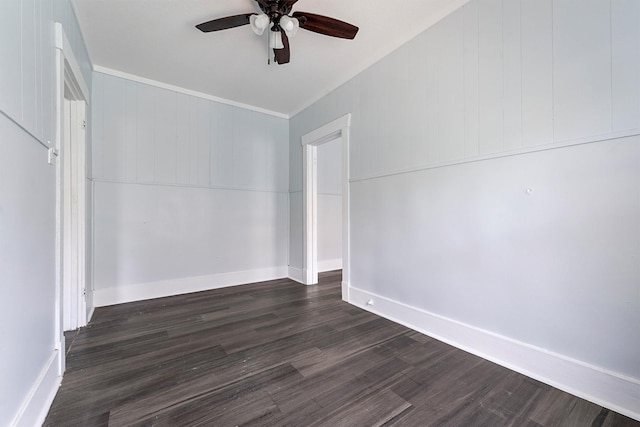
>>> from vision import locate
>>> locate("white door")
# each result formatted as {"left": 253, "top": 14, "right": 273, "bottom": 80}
{"left": 61, "top": 95, "right": 87, "bottom": 331}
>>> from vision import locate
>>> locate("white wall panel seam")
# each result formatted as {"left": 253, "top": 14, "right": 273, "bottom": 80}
{"left": 476, "top": 3, "right": 480, "bottom": 158}
{"left": 609, "top": 0, "right": 614, "bottom": 134}
{"left": 501, "top": 0, "right": 505, "bottom": 153}
{"left": 551, "top": 0, "right": 555, "bottom": 142}
{"left": 127, "top": 80, "right": 138, "bottom": 181}
{"left": 519, "top": 0, "right": 524, "bottom": 146}
{"left": 207, "top": 100, "right": 212, "bottom": 187}
{"left": 20, "top": 0, "right": 24, "bottom": 125}
{"left": 152, "top": 88, "right": 158, "bottom": 182}
{"left": 462, "top": 3, "right": 466, "bottom": 157}
{"left": 36, "top": 2, "right": 42, "bottom": 138}
{"left": 174, "top": 92, "right": 178, "bottom": 184}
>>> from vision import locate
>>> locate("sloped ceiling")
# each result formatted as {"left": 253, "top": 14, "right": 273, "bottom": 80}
{"left": 73, "top": 0, "right": 469, "bottom": 117}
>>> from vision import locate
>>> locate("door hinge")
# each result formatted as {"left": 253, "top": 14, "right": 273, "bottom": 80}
{"left": 81, "top": 120, "right": 86, "bottom": 129}
{"left": 83, "top": 288, "right": 86, "bottom": 296}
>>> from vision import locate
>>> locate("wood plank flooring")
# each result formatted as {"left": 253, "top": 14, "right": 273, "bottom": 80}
{"left": 45, "top": 271, "right": 639, "bottom": 426}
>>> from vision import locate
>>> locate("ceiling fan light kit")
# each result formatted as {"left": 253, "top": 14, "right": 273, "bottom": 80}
{"left": 196, "top": 0, "right": 359, "bottom": 65}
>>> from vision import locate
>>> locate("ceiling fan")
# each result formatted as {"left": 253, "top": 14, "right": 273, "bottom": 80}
{"left": 195, "top": 0, "right": 359, "bottom": 65}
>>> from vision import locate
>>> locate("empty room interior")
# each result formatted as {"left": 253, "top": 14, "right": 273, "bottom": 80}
{"left": 1, "top": 0, "right": 639, "bottom": 425}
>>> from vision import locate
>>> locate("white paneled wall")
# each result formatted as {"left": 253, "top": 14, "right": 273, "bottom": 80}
{"left": 612, "top": 0, "right": 640, "bottom": 131}
{"left": 0, "top": 0, "right": 52, "bottom": 142}
{"left": 289, "top": 0, "right": 640, "bottom": 419}
{"left": 290, "top": 0, "right": 640, "bottom": 184}
{"left": 521, "top": 0, "right": 553, "bottom": 147}
{"left": 554, "top": 0, "right": 611, "bottom": 141}
{"left": 0, "top": 1, "right": 92, "bottom": 425}
{"left": 92, "top": 73, "right": 288, "bottom": 191}
{"left": 92, "top": 72, "right": 289, "bottom": 305}
{"left": 290, "top": 0, "right": 640, "bottom": 239}
{"left": 0, "top": 0, "right": 91, "bottom": 144}
{"left": 0, "top": 2, "right": 22, "bottom": 122}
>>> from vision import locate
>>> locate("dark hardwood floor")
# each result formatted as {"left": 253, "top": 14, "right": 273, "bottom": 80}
{"left": 45, "top": 271, "right": 638, "bottom": 426}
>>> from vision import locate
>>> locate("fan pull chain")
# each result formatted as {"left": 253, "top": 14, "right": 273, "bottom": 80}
{"left": 267, "top": 33, "right": 271, "bottom": 65}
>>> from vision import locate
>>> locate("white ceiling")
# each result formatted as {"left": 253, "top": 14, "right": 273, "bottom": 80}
{"left": 73, "top": 0, "right": 468, "bottom": 117}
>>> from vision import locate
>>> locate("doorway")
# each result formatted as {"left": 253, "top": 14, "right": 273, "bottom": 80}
{"left": 54, "top": 23, "right": 91, "bottom": 372}
{"left": 316, "top": 137, "right": 343, "bottom": 273}
{"left": 301, "top": 114, "right": 351, "bottom": 301}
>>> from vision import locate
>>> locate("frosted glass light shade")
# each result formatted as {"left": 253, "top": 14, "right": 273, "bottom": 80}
{"left": 279, "top": 16, "right": 299, "bottom": 36}
{"left": 250, "top": 13, "right": 270, "bottom": 35}
{"left": 269, "top": 29, "right": 284, "bottom": 49}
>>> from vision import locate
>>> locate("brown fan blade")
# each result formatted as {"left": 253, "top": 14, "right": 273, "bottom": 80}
{"left": 283, "top": 0, "right": 299, "bottom": 8}
{"left": 274, "top": 31, "right": 291, "bottom": 64}
{"left": 292, "top": 11, "right": 359, "bottom": 39}
{"left": 195, "top": 13, "right": 253, "bottom": 33}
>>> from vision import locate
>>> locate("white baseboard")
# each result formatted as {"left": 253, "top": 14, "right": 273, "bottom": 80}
{"left": 86, "top": 305, "right": 95, "bottom": 323}
{"left": 94, "top": 266, "right": 288, "bottom": 307}
{"left": 348, "top": 286, "right": 640, "bottom": 422}
{"left": 318, "top": 258, "right": 342, "bottom": 273}
{"left": 11, "top": 350, "right": 62, "bottom": 427}
{"left": 288, "top": 266, "right": 305, "bottom": 284}
{"left": 56, "top": 335, "right": 66, "bottom": 378}
{"left": 288, "top": 262, "right": 343, "bottom": 285}
{"left": 287, "top": 258, "right": 346, "bottom": 288}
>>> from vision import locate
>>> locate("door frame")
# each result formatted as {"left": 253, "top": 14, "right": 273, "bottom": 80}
{"left": 301, "top": 114, "right": 351, "bottom": 301}
{"left": 54, "top": 22, "right": 90, "bottom": 374}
